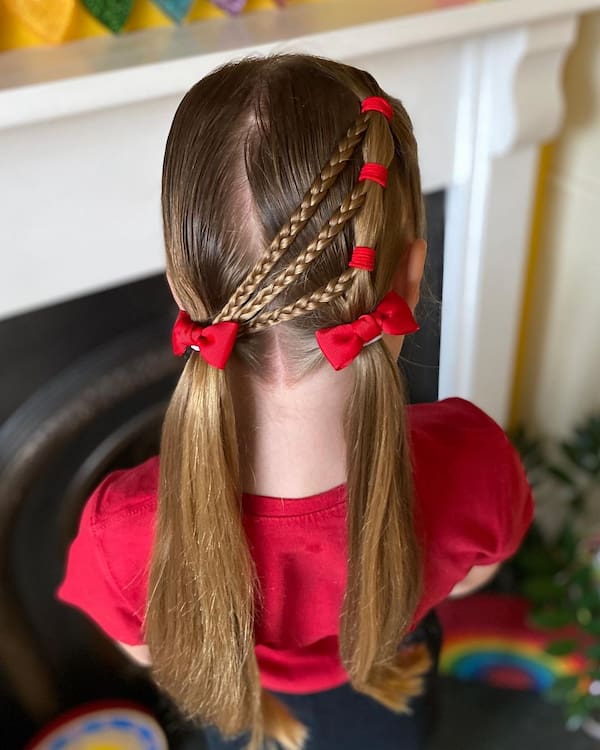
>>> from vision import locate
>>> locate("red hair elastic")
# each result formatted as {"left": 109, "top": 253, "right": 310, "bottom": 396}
{"left": 361, "top": 96, "right": 393, "bottom": 122}
{"left": 349, "top": 246, "right": 376, "bottom": 272}
{"left": 315, "top": 291, "right": 419, "bottom": 371}
{"left": 172, "top": 310, "right": 238, "bottom": 369}
{"left": 358, "top": 163, "right": 387, "bottom": 188}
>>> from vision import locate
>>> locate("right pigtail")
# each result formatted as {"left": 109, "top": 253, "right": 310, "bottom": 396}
{"left": 340, "top": 105, "right": 428, "bottom": 701}
{"left": 146, "top": 355, "right": 265, "bottom": 745}
{"left": 342, "top": 342, "right": 429, "bottom": 703}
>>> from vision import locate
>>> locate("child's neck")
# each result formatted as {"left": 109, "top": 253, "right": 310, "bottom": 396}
{"left": 228, "top": 359, "right": 353, "bottom": 499}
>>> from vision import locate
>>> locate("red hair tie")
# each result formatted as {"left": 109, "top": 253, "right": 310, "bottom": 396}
{"left": 349, "top": 246, "right": 376, "bottom": 272}
{"left": 315, "top": 291, "right": 419, "bottom": 371}
{"left": 172, "top": 310, "right": 238, "bottom": 369}
{"left": 361, "top": 96, "right": 393, "bottom": 122}
{"left": 358, "top": 163, "right": 387, "bottom": 188}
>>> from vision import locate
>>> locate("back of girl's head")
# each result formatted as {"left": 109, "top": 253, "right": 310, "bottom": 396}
{"left": 162, "top": 53, "right": 424, "bottom": 378}
{"left": 150, "top": 53, "right": 428, "bottom": 750}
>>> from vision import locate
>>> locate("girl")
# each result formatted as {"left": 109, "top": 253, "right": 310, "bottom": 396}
{"left": 57, "top": 54, "right": 533, "bottom": 750}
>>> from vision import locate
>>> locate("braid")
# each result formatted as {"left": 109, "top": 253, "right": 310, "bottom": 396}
{"left": 235, "top": 182, "right": 369, "bottom": 323}
{"left": 236, "top": 106, "right": 393, "bottom": 333}
{"left": 246, "top": 269, "right": 357, "bottom": 332}
{"left": 234, "top": 107, "right": 393, "bottom": 332}
{"left": 223, "top": 104, "right": 396, "bottom": 339}
{"left": 214, "top": 113, "right": 370, "bottom": 323}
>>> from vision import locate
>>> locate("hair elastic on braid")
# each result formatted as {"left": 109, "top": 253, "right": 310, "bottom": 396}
{"left": 349, "top": 246, "right": 376, "bottom": 271}
{"left": 358, "top": 163, "right": 387, "bottom": 187}
{"left": 361, "top": 96, "right": 393, "bottom": 121}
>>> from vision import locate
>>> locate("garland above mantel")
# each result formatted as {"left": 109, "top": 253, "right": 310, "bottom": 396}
{"left": 3, "top": 0, "right": 286, "bottom": 43}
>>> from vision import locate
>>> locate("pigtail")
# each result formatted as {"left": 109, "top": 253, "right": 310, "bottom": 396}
{"left": 146, "top": 355, "right": 260, "bottom": 748}
{"left": 342, "top": 342, "right": 428, "bottom": 698}
{"left": 342, "top": 107, "right": 428, "bottom": 703}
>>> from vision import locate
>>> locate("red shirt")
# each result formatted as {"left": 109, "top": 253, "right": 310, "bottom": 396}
{"left": 56, "top": 398, "right": 533, "bottom": 693}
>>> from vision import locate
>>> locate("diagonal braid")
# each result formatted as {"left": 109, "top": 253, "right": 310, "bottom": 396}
{"left": 246, "top": 269, "right": 358, "bottom": 332}
{"left": 214, "top": 114, "right": 371, "bottom": 323}
{"left": 234, "top": 182, "right": 369, "bottom": 323}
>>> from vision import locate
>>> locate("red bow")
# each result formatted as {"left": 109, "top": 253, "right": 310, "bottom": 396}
{"left": 315, "top": 291, "right": 419, "bottom": 371}
{"left": 171, "top": 310, "right": 239, "bottom": 369}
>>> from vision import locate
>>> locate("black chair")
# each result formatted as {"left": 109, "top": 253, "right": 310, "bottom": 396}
{"left": 0, "top": 318, "right": 206, "bottom": 749}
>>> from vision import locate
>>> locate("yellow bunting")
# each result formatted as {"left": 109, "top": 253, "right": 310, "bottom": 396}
{"left": 125, "top": 0, "right": 173, "bottom": 29}
{"left": 4, "top": 0, "right": 76, "bottom": 43}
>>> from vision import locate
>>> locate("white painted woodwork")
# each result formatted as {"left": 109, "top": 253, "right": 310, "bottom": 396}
{"left": 1, "top": 0, "right": 595, "bottom": 423}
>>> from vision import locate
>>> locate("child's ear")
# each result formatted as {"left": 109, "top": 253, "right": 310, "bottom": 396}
{"left": 391, "top": 239, "right": 427, "bottom": 312}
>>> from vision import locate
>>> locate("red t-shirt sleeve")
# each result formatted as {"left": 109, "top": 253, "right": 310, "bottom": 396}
{"left": 477, "top": 430, "right": 534, "bottom": 566}
{"left": 55, "top": 460, "right": 157, "bottom": 645}
{"left": 456, "top": 401, "right": 534, "bottom": 566}
{"left": 412, "top": 398, "right": 534, "bottom": 613}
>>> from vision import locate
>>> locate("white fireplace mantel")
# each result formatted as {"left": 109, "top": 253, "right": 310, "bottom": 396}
{"left": 1, "top": 0, "right": 597, "bottom": 424}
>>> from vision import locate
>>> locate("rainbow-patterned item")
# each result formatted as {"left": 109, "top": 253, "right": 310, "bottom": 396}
{"left": 437, "top": 593, "right": 587, "bottom": 692}
{"left": 25, "top": 700, "right": 168, "bottom": 750}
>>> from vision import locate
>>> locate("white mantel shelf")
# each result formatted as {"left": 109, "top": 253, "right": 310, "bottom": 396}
{"left": 2, "top": 0, "right": 599, "bottom": 424}
{"left": 0, "top": 0, "right": 598, "bottom": 129}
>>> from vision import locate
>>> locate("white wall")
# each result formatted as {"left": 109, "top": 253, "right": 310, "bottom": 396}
{"left": 516, "top": 11, "right": 600, "bottom": 437}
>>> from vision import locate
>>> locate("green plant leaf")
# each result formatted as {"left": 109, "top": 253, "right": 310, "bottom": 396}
{"left": 546, "top": 639, "right": 578, "bottom": 656}
{"left": 562, "top": 441, "right": 583, "bottom": 467}
{"left": 546, "top": 675, "right": 579, "bottom": 703}
{"left": 580, "top": 590, "right": 600, "bottom": 613}
{"left": 547, "top": 465, "right": 577, "bottom": 486}
{"left": 557, "top": 525, "right": 578, "bottom": 561}
{"left": 569, "top": 566, "right": 593, "bottom": 588}
{"left": 584, "top": 694, "right": 600, "bottom": 712}
{"left": 587, "top": 643, "right": 600, "bottom": 661}
{"left": 565, "top": 698, "right": 587, "bottom": 730}
{"left": 582, "top": 620, "right": 600, "bottom": 637}
{"left": 516, "top": 547, "right": 559, "bottom": 575}
{"left": 530, "top": 610, "right": 573, "bottom": 629}
{"left": 522, "top": 577, "right": 564, "bottom": 604}
{"left": 576, "top": 608, "right": 594, "bottom": 627}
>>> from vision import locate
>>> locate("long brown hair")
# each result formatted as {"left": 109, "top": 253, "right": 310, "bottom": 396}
{"left": 146, "top": 54, "right": 429, "bottom": 750}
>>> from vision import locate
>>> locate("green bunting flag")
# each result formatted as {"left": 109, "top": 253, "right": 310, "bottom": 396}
{"left": 82, "top": 0, "right": 134, "bottom": 32}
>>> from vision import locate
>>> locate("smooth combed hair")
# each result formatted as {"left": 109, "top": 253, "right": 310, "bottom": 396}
{"left": 145, "top": 53, "right": 429, "bottom": 750}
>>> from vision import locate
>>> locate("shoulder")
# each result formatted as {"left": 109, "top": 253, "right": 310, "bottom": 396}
{"left": 408, "top": 397, "right": 510, "bottom": 454}
{"left": 408, "top": 398, "right": 533, "bottom": 603}
{"left": 407, "top": 397, "right": 523, "bottom": 494}
{"left": 83, "top": 455, "right": 159, "bottom": 605}
{"left": 56, "top": 456, "right": 159, "bottom": 644}
{"left": 86, "top": 455, "right": 159, "bottom": 529}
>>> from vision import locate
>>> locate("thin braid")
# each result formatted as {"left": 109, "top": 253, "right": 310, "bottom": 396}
{"left": 235, "top": 181, "right": 369, "bottom": 323}
{"left": 246, "top": 269, "right": 358, "bottom": 332}
{"left": 214, "top": 114, "right": 370, "bottom": 323}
